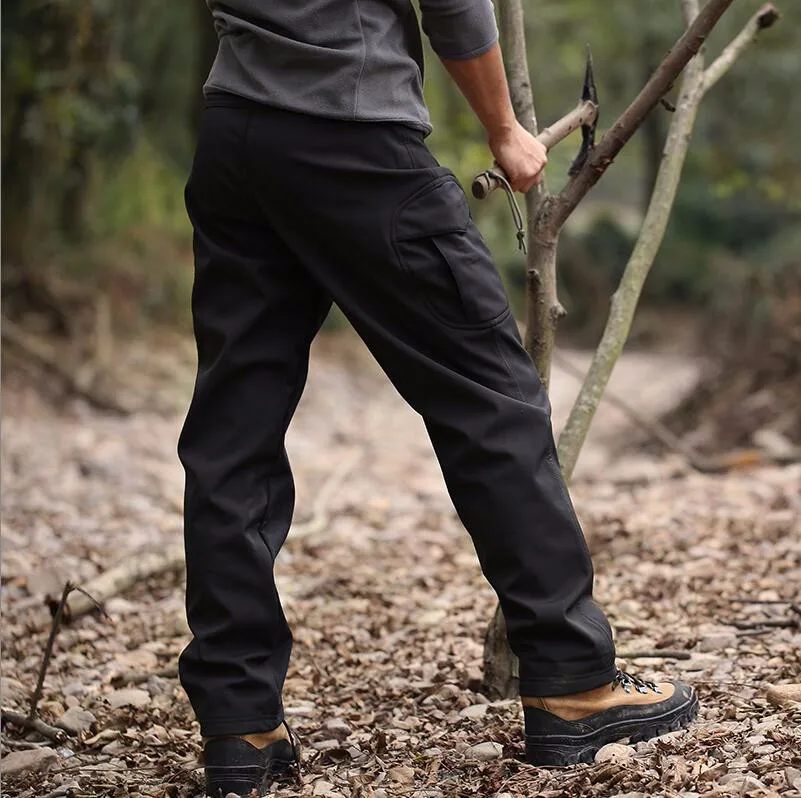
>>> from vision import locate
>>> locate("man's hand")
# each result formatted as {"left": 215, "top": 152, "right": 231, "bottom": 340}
{"left": 488, "top": 122, "right": 547, "bottom": 193}
{"left": 440, "top": 45, "right": 547, "bottom": 194}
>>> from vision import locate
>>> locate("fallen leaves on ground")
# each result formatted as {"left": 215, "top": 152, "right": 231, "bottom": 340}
{"left": 2, "top": 333, "right": 800, "bottom": 797}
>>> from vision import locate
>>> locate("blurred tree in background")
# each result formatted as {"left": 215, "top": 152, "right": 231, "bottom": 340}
{"left": 2, "top": 0, "right": 799, "bottom": 334}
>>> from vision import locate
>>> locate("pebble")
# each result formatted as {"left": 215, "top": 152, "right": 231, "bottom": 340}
{"left": 766, "top": 683, "right": 801, "bottom": 708}
{"left": 106, "top": 688, "right": 151, "bottom": 709}
{"left": 324, "top": 717, "right": 352, "bottom": 739}
{"left": 697, "top": 630, "right": 738, "bottom": 652}
{"left": 310, "top": 738, "right": 340, "bottom": 751}
{"left": 465, "top": 741, "right": 503, "bottom": 761}
{"left": 0, "top": 676, "right": 27, "bottom": 707}
{"left": 102, "top": 739, "right": 129, "bottom": 755}
{"left": 312, "top": 780, "right": 335, "bottom": 796}
{"left": 56, "top": 706, "right": 96, "bottom": 735}
{"left": 720, "top": 775, "right": 766, "bottom": 793}
{"left": 0, "top": 747, "right": 59, "bottom": 775}
{"left": 459, "top": 703, "right": 488, "bottom": 719}
{"left": 786, "top": 768, "right": 801, "bottom": 790}
{"left": 145, "top": 675, "right": 172, "bottom": 697}
{"left": 594, "top": 743, "right": 634, "bottom": 763}
{"left": 62, "top": 682, "right": 88, "bottom": 697}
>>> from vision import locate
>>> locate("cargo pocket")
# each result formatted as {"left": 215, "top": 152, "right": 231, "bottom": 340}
{"left": 393, "top": 176, "right": 510, "bottom": 329}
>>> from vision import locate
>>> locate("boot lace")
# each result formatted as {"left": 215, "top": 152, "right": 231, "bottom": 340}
{"left": 612, "top": 669, "right": 661, "bottom": 695}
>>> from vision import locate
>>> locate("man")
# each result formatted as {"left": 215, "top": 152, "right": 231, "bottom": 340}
{"left": 178, "top": 1, "right": 699, "bottom": 795}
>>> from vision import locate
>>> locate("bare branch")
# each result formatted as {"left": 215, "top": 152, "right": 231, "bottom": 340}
{"left": 39, "top": 545, "right": 185, "bottom": 628}
{"left": 31, "top": 582, "right": 73, "bottom": 719}
{"left": 1, "top": 709, "right": 68, "bottom": 743}
{"left": 551, "top": 0, "right": 736, "bottom": 230}
{"left": 556, "top": 0, "right": 781, "bottom": 481}
{"left": 702, "top": 3, "right": 780, "bottom": 93}
{"left": 557, "top": 33, "right": 707, "bottom": 481}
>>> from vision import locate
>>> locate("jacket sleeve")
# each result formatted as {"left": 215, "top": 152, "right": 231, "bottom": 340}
{"left": 419, "top": 0, "right": 498, "bottom": 60}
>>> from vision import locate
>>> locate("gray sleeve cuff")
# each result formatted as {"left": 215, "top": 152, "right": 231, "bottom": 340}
{"left": 420, "top": 0, "right": 499, "bottom": 60}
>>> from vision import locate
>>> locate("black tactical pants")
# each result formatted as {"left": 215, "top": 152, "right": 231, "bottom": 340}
{"left": 178, "top": 96, "right": 616, "bottom": 736}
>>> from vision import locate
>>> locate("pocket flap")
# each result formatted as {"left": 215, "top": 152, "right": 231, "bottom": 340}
{"left": 395, "top": 178, "right": 470, "bottom": 240}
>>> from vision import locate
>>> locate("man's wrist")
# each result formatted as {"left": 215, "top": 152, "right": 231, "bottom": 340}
{"left": 486, "top": 116, "right": 517, "bottom": 144}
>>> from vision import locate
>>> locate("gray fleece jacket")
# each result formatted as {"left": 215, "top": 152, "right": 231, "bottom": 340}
{"left": 204, "top": 0, "right": 498, "bottom": 134}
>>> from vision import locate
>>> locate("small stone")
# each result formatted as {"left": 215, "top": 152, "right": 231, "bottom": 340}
{"left": 56, "top": 706, "right": 96, "bottom": 735}
{"left": 324, "top": 717, "right": 352, "bottom": 739}
{"left": 697, "top": 631, "right": 738, "bottom": 652}
{"left": 388, "top": 765, "right": 415, "bottom": 784}
{"left": 594, "top": 743, "right": 634, "bottom": 763}
{"left": 766, "top": 684, "right": 801, "bottom": 708}
{"left": 312, "top": 780, "right": 335, "bottom": 796}
{"left": 145, "top": 675, "right": 172, "bottom": 697}
{"left": 720, "top": 775, "right": 766, "bottom": 793}
{"left": 106, "top": 688, "right": 151, "bottom": 709}
{"left": 459, "top": 703, "right": 488, "bottom": 720}
{"left": 373, "top": 791, "right": 389, "bottom": 798}
{"left": 0, "top": 677, "right": 27, "bottom": 707}
{"left": 0, "top": 747, "right": 59, "bottom": 775}
{"left": 62, "top": 682, "right": 88, "bottom": 697}
{"left": 285, "top": 701, "right": 316, "bottom": 716}
{"left": 101, "top": 739, "right": 128, "bottom": 755}
{"left": 465, "top": 666, "right": 483, "bottom": 691}
{"left": 785, "top": 768, "right": 801, "bottom": 790}
{"left": 310, "top": 738, "right": 339, "bottom": 751}
{"left": 466, "top": 742, "right": 503, "bottom": 761}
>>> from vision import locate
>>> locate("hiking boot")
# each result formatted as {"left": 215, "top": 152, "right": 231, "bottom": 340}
{"left": 523, "top": 669, "right": 699, "bottom": 766}
{"left": 203, "top": 727, "right": 299, "bottom": 797}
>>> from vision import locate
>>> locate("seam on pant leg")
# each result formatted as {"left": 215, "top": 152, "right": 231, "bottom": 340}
{"left": 492, "top": 326, "right": 526, "bottom": 403}
{"left": 255, "top": 302, "right": 330, "bottom": 560}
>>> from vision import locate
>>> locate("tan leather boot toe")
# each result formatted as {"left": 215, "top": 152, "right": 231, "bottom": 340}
{"left": 522, "top": 670, "right": 698, "bottom": 766}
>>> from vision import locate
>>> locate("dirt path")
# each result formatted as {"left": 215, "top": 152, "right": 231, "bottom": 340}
{"left": 2, "top": 332, "right": 799, "bottom": 797}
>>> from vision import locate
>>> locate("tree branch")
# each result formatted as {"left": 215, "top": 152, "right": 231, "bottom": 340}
{"left": 551, "top": 0, "right": 737, "bottom": 231}
{"left": 702, "top": 3, "right": 779, "bottom": 93}
{"left": 556, "top": 2, "right": 780, "bottom": 481}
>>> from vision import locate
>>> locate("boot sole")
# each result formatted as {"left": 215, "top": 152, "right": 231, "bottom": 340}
{"left": 525, "top": 692, "right": 699, "bottom": 766}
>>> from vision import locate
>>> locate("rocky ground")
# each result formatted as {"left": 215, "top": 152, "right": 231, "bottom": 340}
{"left": 2, "top": 330, "right": 800, "bottom": 797}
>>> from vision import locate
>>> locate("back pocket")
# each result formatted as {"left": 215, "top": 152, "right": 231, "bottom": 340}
{"left": 393, "top": 177, "right": 510, "bottom": 329}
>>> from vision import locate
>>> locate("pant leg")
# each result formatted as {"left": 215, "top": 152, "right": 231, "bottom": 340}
{"left": 240, "top": 107, "right": 616, "bottom": 697}
{"left": 178, "top": 103, "right": 332, "bottom": 736}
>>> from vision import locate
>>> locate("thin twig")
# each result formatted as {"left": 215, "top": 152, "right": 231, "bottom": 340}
{"left": 617, "top": 649, "right": 692, "bottom": 660}
{"left": 30, "top": 581, "right": 73, "bottom": 719}
{"left": 702, "top": 3, "right": 780, "bottom": 93}
{"left": 730, "top": 598, "right": 799, "bottom": 605}
{"left": 730, "top": 619, "right": 799, "bottom": 630}
{"left": 1, "top": 709, "right": 68, "bottom": 743}
{"left": 69, "top": 585, "right": 111, "bottom": 621}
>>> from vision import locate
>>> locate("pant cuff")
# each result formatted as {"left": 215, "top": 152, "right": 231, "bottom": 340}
{"left": 519, "top": 661, "right": 617, "bottom": 698}
{"left": 199, "top": 713, "right": 285, "bottom": 737}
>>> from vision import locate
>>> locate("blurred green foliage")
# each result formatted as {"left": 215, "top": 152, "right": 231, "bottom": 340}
{"left": 2, "top": 0, "right": 799, "bottom": 331}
